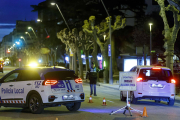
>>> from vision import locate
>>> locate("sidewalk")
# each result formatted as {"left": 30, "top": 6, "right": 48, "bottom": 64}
{"left": 83, "top": 79, "right": 180, "bottom": 102}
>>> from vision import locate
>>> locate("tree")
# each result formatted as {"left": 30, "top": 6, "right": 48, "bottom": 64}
{"left": 83, "top": 15, "right": 126, "bottom": 83}
{"left": 155, "top": 0, "right": 180, "bottom": 71}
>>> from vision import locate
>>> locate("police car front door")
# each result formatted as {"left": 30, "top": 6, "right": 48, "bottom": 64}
{"left": 0, "top": 71, "right": 21, "bottom": 102}
{"left": 14, "top": 70, "right": 41, "bottom": 103}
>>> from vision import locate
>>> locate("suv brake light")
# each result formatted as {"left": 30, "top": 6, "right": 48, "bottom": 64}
{"left": 75, "top": 78, "right": 82, "bottom": 83}
{"left": 137, "top": 77, "right": 142, "bottom": 82}
{"left": 42, "top": 80, "right": 58, "bottom": 85}
{"left": 171, "top": 79, "right": 176, "bottom": 84}
{"left": 152, "top": 68, "right": 161, "bottom": 70}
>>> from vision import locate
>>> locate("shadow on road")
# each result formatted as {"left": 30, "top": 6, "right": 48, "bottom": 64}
{"left": 0, "top": 108, "right": 84, "bottom": 119}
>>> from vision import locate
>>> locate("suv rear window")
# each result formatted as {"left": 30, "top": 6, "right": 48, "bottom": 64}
{"left": 139, "top": 68, "right": 172, "bottom": 81}
{"left": 44, "top": 71, "right": 78, "bottom": 80}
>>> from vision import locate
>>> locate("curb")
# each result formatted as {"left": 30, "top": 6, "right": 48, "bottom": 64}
{"left": 83, "top": 80, "right": 119, "bottom": 90}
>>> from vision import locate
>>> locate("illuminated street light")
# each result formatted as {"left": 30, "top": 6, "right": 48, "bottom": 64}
{"left": 103, "top": 33, "right": 106, "bottom": 41}
{"left": 149, "top": 23, "right": 153, "bottom": 65}
{"left": 51, "top": 2, "right": 70, "bottom": 31}
{"left": 16, "top": 42, "right": 20, "bottom": 45}
{"left": 28, "top": 27, "right": 37, "bottom": 38}
{"left": 20, "top": 36, "right": 27, "bottom": 45}
{"left": 25, "top": 32, "right": 32, "bottom": 39}
{"left": 37, "top": 19, "right": 42, "bottom": 22}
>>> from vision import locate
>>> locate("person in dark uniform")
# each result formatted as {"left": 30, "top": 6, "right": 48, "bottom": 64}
{"left": 86, "top": 62, "right": 104, "bottom": 96}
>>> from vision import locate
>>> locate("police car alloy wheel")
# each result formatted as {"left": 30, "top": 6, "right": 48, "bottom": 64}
{"left": 66, "top": 102, "right": 81, "bottom": 111}
{"left": 29, "top": 94, "right": 44, "bottom": 114}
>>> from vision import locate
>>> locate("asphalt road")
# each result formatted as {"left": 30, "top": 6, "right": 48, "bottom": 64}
{"left": 0, "top": 67, "right": 180, "bottom": 120}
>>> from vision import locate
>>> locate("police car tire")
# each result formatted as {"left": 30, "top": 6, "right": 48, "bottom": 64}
{"left": 120, "top": 91, "right": 126, "bottom": 101}
{"left": 28, "top": 94, "right": 44, "bottom": 114}
{"left": 66, "top": 102, "right": 81, "bottom": 111}
{"left": 130, "top": 92, "right": 137, "bottom": 104}
{"left": 168, "top": 98, "right": 175, "bottom": 106}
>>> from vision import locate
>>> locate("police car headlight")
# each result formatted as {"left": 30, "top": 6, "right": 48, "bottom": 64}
{"left": 29, "top": 62, "right": 38, "bottom": 67}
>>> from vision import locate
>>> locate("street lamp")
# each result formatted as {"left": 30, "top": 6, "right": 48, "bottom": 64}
{"left": 20, "top": 36, "right": 27, "bottom": 45}
{"left": 51, "top": 2, "right": 70, "bottom": 31}
{"left": 103, "top": 33, "right": 106, "bottom": 41}
{"left": 101, "top": 0, "right": 113, "bottom": 84}
{"left": 149, "top": 23, "right": 153, "bottom": 65}
{"left": 37, "top": 19, "right": 42, "bottom": 22}
{"left": 28, "top": 27, "right": 37, "bottom": 38}
{"left": 25, "top": 32, "right": 32, "bottom": 39}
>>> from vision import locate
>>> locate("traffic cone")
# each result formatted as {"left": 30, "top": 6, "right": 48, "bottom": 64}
{"left": 142, "top": 107, "right": 148, "bottom": 117}
{"left": 88, "top": 95, "right": 93, "bottom": 103}
{"left": 102, "top": 97, "right": 107, "bottom": 106}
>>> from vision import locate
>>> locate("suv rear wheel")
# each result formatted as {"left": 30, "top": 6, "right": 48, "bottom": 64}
{"left": 130, "top": 92, "right": 137, "bottom": 104}
{"left": 29, "top": 94, "right": 44, "bottom": 114}
{"left": 168, "top": 98, "right": 175, "bottom": 106}
{"left": 66, "top": 102, "right": 81, "bottom": 111}
{"left": 120, "top": 91, "right": 126, "bottom": 101}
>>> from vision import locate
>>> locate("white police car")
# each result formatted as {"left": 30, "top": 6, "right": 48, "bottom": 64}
{"left": 120, "top": 66, "right": 175, "bottom": 106}
{"left": 0, "top": 67, "right": 84, "bottom": 114}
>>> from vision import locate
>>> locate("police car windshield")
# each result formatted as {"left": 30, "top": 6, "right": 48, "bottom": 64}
{"left": 44, "top": 71, "right": 78, "bottom": 80}
{"left": 139, "top": 69, "right": 172, "bottom": 81}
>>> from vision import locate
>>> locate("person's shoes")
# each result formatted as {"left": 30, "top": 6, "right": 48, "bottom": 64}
{"left": 94, "top": 94, "right": 97, "bottom": 96}
{"left": 90, "top": 93, "right": 93, "bottom": 95}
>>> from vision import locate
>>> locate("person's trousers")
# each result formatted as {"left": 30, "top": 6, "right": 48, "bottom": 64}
{"left": 90, "top": 84, "right": 96, "bottom": 95}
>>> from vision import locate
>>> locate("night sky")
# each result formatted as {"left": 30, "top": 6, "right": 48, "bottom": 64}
{"left": 0, "top": 0, "right": 45, "bottom": 41}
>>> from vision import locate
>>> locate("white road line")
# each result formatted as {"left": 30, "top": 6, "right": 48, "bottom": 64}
{"left": 174, "top": 102, "right": 180, "bottom": 105}
{"left": 107, "top": 100, "right": 114, "bottom": 103}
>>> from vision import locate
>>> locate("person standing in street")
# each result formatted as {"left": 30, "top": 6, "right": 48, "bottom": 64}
{"left": 86, "top": 62, "right": 105, "bottom": 96}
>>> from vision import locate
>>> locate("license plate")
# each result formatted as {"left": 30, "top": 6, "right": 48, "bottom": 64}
{"left": 151, "top": 84, "right": 163, "bottom": 88}
{"left": 62, "top": 95, "right": 75, "bottom": 100}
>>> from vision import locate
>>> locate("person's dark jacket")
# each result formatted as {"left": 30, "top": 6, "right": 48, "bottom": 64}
{"left": 86, "top": 67, "right": 103, "bottom": 84}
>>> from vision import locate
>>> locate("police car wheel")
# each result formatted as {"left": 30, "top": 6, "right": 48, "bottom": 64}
{"left": 29, "top": 94, "right": 44, "bottom": 114}
{"left": 120, "top": 91, "right": 126, "bottom": 101}
{"left": 130, "top": 92, "right": 137, "bottom": 104}
{"left": 66, "top": 102, "right": 81, "bottom": 111}
{"left": 168, "top": 98, "right": 175, "bottom": 106}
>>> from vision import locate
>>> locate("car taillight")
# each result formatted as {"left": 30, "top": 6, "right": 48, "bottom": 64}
{"left": 171, "top": 79, "right": 176, "bottom": 84}
{"left": 75, "top": 78, "right": 82, "bottom": 83}
{"left": 137, "top": 77, "right": 142, "bottom": 82}
{"left": 42, "top": 80, "right": 58, "bottom": 85}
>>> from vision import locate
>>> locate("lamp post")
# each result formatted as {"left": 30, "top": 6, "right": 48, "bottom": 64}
{"left": 28, "top": 27, "right": 37, "bottom": 38}
{"left": 20, "top": 36, "right": 27, "bottom": 45}
{"left": 101, "top": 0, "right": 113, "bottom": 84}
{"left": 25, "top": 32, "right": 32, "bottom": 39}
{"left": 149, "top": 23, "right": 153, "bottom": 65}
{"left": 51, "top": 2, "right": 70, "bottom": 31}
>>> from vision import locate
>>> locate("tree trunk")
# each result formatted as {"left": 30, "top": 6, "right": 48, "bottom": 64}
{"left": 102, "top": 50, "right": 109, "bottom": 83}
{"left": 165, "top": 41, "right": 174, "bottom": 72}
{"left": 74, "top": 53, "right": 78, "bottom": 75}
{"left": 69, "top": 56, "right": 72, "bottom": 69}
{"left": 77, "top": 48, "right": 83, "bottom": 79}
{"left": 85, "top": 50, "right": 89, "bottom": 71}
{"left": 92, "top": 42, "right": 99, "bottom": 81}
{"left": 112, "top": 36, "right": 118, "bottom": 74}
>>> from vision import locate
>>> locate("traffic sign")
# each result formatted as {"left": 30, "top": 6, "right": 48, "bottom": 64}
{"left": 108, "top": 44, "right": 111, "bottom": 56}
